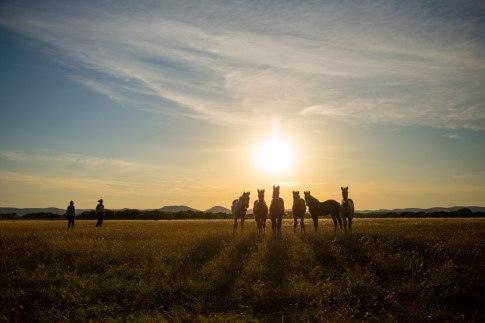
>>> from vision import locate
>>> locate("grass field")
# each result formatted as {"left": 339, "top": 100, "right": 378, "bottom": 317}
{"left": 1, "top": 218, "right": 483, "bottom": 322}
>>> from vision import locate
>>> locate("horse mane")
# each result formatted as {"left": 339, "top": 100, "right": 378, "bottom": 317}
{"left": 305, "top": 192, "right": 319, "bottom": 204}
{"left": 233, "top": 192, "right": 250, "bottom": 213}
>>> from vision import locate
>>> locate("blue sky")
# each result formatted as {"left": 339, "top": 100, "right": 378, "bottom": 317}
{"left": 0, "top": 0, "right": 484, "bottom": 210}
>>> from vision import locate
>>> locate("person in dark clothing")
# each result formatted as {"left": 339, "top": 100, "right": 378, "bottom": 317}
{"left": 95, "top": 199, "right": 105, "bottom": 227}
{"left": 67, "top": 201, "right": 76, "bottom": 228}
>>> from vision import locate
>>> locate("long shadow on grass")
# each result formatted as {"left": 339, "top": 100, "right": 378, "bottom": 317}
{"left": 173, "top": 233, "right": 230, "bottom": 276}
{"left": 152, "top": 232, "right": 258, "bottom": 313}
{"left": 256, "top": 234, "right": 291, "bottom": 312}
{"left": 265, "top": 235, "right": 290, "bottom": 287}
{"left": 197, "top": 232, "right": 260, "bottom": 312}
{"left": 210, "top": 233, "right": 259, "bottom": 293}
{"left": 302, "top": 233, "right": 343, "bottom": 275}
{"left": 333, "top": 233, "right": 371, "bottom": 268}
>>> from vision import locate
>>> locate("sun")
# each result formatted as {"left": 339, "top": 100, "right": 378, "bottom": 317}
{"left": 254, "top": 129, "right": 295, "bottom": 176}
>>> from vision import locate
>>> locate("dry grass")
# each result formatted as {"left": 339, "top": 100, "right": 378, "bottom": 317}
{"left": 1, "top": 218, "right": 483, "bottom": 321}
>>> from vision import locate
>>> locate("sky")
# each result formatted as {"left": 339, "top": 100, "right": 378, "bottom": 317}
{"left": 0, "top": 0, "right": 484, "bottom": 211}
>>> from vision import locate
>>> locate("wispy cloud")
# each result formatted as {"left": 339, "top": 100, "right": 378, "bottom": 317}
{"left": 0, "top": 149, "right": 215, "bottom": 207}
{"left": 1, "top": 0, "right": 484, "bottom": 129}
{"left": 0, "top": 150, "right": 171, "bottom": 181}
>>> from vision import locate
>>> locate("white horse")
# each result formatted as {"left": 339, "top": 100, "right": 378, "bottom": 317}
{"left": 340, "top": 186, "right": 354, "bottom": 233}
{"left": 232, "top": 191, "right": 250, "bottom": 234}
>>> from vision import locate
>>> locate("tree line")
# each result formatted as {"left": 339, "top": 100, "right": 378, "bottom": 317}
{"left": 1, "top": 207, "right": 483, "bottom": 220}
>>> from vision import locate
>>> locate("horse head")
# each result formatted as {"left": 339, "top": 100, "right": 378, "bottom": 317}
{"left": 341, "top": 186, "right": 349, "bottom": 201}
{"left": 272, "top": 185, "right": 280, "bottom": 199}
{"left": 293, "top": 191, "right": 300, "bottom": 202}
{"left": 304, "top": 191, "right": 312, "bottom": 205}
{"left": 240, "top": 191, "right": 250, "bottom": 209}
{"left": 257, "top": 189, "right": 265, "bottom": 201}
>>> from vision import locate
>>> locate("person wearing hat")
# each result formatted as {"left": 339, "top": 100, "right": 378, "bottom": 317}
{"left": 67, "top": 200, "right": 76, "bottom": 228}
{"left": 95, "top": 199, "right": 105, "bottom": 227}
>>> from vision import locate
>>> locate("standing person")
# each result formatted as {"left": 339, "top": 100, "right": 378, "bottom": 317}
{"left": 67, "top": 200, "right": 76, "bottom": 228}
{"left": 95, "top": 199, "right": 105, "bottom": 227}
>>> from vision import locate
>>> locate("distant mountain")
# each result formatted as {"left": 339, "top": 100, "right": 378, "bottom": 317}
{"left": 206, "top": 206, "right": 231, "bottom": 214}
{"left": 159, "top": 205, "right": 200, "bottom": 213}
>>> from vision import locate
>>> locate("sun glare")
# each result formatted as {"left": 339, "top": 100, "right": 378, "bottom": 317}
{"left": 254, "top": 129, "right": 295, "bottom": 176}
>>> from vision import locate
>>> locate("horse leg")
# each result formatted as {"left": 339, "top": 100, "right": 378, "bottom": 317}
{"left": 300, "top": 216, "right": 305, "bottom": 233}
{"left": 331, "top": 215, "right": 338, "bottom": 233}
{"left": 233, "top": 219, "right": 238, "bottom": 234}
{"left": 312, "top": 216, "right": 318, "bottom": 232}
{"left": 293, "top": 215, "right": 298, "bottom": 233}
{"left": 336, "top": 213, "right": 343, "bottom": 232}
{"left": 349, "top": 216, "right": 353, "bottom": 233}
{"left": 342, "top": 215, "right": 348, "bottom": 233}
{"left": 241, "top": 216, "right": 245, "bottom": 231}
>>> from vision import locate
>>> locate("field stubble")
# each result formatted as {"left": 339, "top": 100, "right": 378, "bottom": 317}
{"left": 0, "top": 218, "right": 483, "bottom": 322}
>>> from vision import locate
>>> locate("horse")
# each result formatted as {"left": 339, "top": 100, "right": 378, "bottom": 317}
{"left": 303, "top": 191, "right": 342, "bottom": 233}
{"left": 253, "top": 189, "right": 268, "bottom": 234}
{"left": 232, "top": 191, "right": 250, "bottom": 234}
{"left": 292, "top": 191, "right": 306, "bottom": 233}
{"left": 270, "top": 185, "right": 285, "bottom": 235}
{"left": 340, "top": 186, "right": 355, "bottom": 233}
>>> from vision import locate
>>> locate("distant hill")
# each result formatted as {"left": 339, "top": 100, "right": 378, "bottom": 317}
{"left": 159, "top": 205, "right": 200, "bottom": 213}
{"left": 206, "top": 206, "right": 231, "bottom": 214}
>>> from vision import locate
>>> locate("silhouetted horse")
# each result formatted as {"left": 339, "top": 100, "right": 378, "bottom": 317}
{"left": 232, "top": 191, "right": 250, "bottom": 234}
{"left": 340, "top": 186, "right": 355, "bottom": 233}
{"left": 303, "top": 191, "right": 342, "bottom": 233}
{"left": 253, "top": 189, "right": 268, "bottom": 234}
{"left": 270, "top": 185, "right": 285, "bottom": 235}
{"left": 292, "top": 191, "right": 306, "bottom": 233}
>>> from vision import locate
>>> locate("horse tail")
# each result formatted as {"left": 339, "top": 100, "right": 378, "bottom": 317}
{"left": 231, "top": 199, "right": 239, "bottom": 215}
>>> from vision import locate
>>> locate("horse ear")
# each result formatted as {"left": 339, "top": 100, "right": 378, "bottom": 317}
{"left": 341, "top": 187, "right": 344, "bottom": 190}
